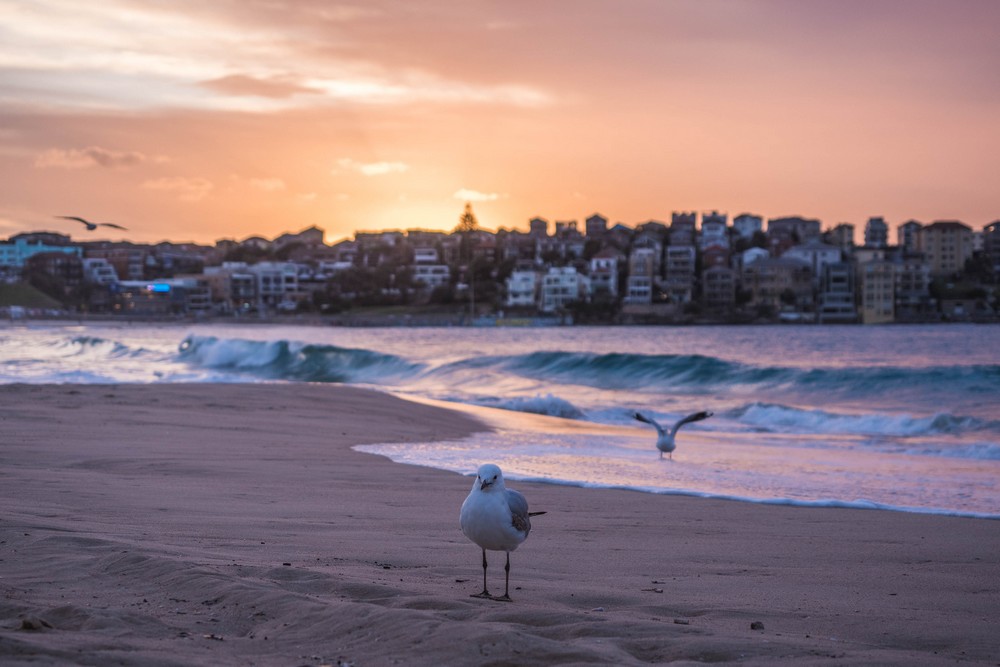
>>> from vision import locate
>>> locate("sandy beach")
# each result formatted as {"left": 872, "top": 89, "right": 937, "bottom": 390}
{"left": 1, "top": 383, "right": 998, "bottom": 666}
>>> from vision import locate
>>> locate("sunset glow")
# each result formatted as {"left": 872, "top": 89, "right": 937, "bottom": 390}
{"left": 2, "top": 0, "right": 998, "bottom": 244}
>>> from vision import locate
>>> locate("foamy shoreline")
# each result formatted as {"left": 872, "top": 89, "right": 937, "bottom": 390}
{"left": 1, "top": 383, "right": 998, "bottom": 665}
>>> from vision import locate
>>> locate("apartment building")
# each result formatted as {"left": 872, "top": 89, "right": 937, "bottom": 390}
{"left": 505, "top": 269, "right": 540, "bottom": 308}
{"left": 624, "top": 247, "right": 656, "bottom": 304}
{"left": 783, "top": 239, "right": 842, "bottom": 286}
{"left": 732, "top": 213, "right": 763, "bottom": 240}
{"left": 701, "top": 265, "right": 736, "bottom": 311}
{"left": 540, "top": 266, "right": 589, "bottom": 313}
{"left": 817, "top": 262, "right": 857, "bottom": 323}
{"left": 859, "top": 261, "right": 895, "bottom": 324}
{"left": 664, "top": 245, "right": 696, "bottom": 303}
{"left": 919, "top": 221, "right": 973, "bottom": 275}
{"left": 864, "top": 217, "right": 889, "bottom": 248}
{"left": 700, "top": 211, "right": 729, "bottom": 250}
{"left": 589, "top": 248, "right": 621, "bottom": 299}
{"left": 897, "top": 220, "right": 923, "bottom": 255}
{"left": 742, "top": 257, "right": 812, "bottom": 309}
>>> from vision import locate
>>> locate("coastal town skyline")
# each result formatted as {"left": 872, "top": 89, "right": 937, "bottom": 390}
{"left": 13, "top": 207, "right": 998, "bottom": 248}
{"left": 2, "top": 1, "right": 1000, "bottom": 245}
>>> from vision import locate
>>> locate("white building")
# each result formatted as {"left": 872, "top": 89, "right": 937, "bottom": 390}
{"left": 82, "top": 258, "right": 119, "bottom": 285}
{"left": 699, "top": 212, "right": 729, "bottom": 250}
{"left": 624, "top": 247, "right": 656, "bottom": 304}
{"left": 732, "top": 213, "right": 764, "bottom": 240}
{"left": 317, "top": 259, "right": 354, "bottom": 274}
{"left": 782, "top": 239, "right": 842, "bottom": 284}
{"left": 589, "top": 248, "right": 620, "bottom": 298}
{"left": 664, "top": 245, "right": 696, "bottom": 303}
{"left": 247, "top": 261, "right": 300, "bottom": 308}
{"left": 540, "top": 266, "right": 589, "bottom": 313}
{"left": 739, "top": 246, "right": 770, "bottom": 270}
{"left": 413, "top": 246, "right": 439, "bottom": 264}
{"left": 412, "top": 264, "right": 450, "bottom": 288}
{"left": 505, "top": 269, "right": 539, "bottom": 308}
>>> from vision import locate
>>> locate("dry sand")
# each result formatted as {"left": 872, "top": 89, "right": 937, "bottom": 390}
{"left": 1, "top": 383, "right": 998, "bottom": 666}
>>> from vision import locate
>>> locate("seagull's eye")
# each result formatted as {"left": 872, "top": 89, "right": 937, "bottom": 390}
{"left": 492, "top": 475, "right": 497, "bottom": 481}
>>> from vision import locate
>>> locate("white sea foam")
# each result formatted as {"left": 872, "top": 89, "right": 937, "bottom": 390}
{"left": 731, "top": 402, "right": 995, "bottom": 437}
{"left": 473, "top": 393, "right": 585, "bottom": 419}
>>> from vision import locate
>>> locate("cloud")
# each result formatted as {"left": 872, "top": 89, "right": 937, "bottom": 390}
{"left": 34, "top": 146, "right": 164, "bottom": 169}
{"left": 0, "top": 3, "right": 555, "bottom": 113}
{"left": 336, "top": 158, "right": 410, "bottom": 176}
{"left": 141, "top": 176, "right": 213, "bottom": 202}
{"left": 249, "top": 177, "right": 287, "bottom": 192}
{"left": 308, "top": 74, "right": 552, "bottom": 108}
{"left": 199, "top": 74, "right": 323, "bottom": 99}
{"left": 453, "top": 188, "right": 506, "bottom": 202}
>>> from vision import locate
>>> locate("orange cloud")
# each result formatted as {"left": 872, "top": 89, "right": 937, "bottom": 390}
{"left": 141, "top": 176, "right": 214, "bottom": 202}
{"left": 249, "top": 177, "right": 287, "bottom": 192}
{"left": 335, "top": 158, "right": 410, "bottom": 176}
{"left": 454, "top": 189, "right": 506, "bottom": 202}
{"left": 34, "top": 146, "right": 164, "bottom": 169}
{"left": 199, "top": 74, "right": 323, "bottom": 99}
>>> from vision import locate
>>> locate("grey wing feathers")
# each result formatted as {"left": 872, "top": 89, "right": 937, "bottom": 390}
{"left": 507, "top": 489, "right": 529, "bottom": 519}
{"left": 507, "top": 489, "right": 532, "bottom": 534}
{"left": 676, "top": 411, "right": 713, "bottom": 429}
{"left": 634, "top": 411, "right": 665, "bottom": 434}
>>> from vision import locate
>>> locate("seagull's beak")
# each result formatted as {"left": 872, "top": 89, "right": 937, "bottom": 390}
{"left": 479, "top": 479, "right": 493, "bottom": 491}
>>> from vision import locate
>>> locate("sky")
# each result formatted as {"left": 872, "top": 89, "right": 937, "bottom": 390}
{"left": 1, "top": 0, "right": 998, "bottom": 246}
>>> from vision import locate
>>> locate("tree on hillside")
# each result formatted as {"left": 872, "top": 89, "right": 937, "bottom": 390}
{"left": 454, "top": 202, "right": 481, "bottom": 265}
{"left": 454, "top": 202, "right": 479, "bottom": 234}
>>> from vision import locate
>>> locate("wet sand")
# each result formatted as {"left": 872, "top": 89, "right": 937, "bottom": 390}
{"left": 1, "top": 383, "right": 998, "bottom": 665}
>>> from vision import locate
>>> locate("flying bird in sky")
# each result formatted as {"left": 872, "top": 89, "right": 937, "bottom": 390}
{"left": 55, "top": 215, "right": 128, "bottom": 231}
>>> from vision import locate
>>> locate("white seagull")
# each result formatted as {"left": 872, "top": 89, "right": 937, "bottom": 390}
{"left": 459, "top": 463, "right": 544, "bottom": 601}
{"left": 633, "top": 410, "right": 713, "bottom": 459}
{"left": 55, "top": 215, "right": 128, "bottom": 231}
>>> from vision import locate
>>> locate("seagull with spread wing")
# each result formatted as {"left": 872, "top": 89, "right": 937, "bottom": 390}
{"left": 55, "top": 216, "right": 128, "bottom": 231}
{"left": 633, "top": 410, "right": 713, "bottom": 459}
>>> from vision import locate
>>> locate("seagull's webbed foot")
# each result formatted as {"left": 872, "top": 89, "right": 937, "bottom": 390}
{"left": 470, "top": 590, "right": 492, "bottom": 599}
{"left": 493, "top": 593, "right": 513, "bottom": 602}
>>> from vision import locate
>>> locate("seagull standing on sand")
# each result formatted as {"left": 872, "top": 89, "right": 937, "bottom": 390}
{"left": 459, "top": 463, "right": 544, "bottom": 601}
{"left": 55, "top": 216, "right": 128, "bottom": 231}
{"left": 633, "top": 410, "right": 713, "bottom": 459}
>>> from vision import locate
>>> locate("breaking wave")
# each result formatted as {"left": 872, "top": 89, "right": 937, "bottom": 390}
{"left": 177, "top": 335, "right": 422, "bottom": 383}
{"left": 728, "top": 402, "right": 1000, "bottom": 438}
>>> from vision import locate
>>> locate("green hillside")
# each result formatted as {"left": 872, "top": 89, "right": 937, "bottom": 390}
{"left": 0, "top": 283, "right": 64, "bottom": 309}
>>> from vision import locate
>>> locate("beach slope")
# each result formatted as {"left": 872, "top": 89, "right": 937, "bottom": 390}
{"left": 1, "top": 384, "right": 998, "bottom": 665}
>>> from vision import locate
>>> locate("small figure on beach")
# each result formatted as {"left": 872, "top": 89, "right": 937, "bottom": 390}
{"left": 55, "top": 215, "right": 128, "bottom": 231}
{"left": 459, "top": 463, "right": 544, "bottom": 601}
{"left": 633, "top": 410, "right": 713, "bottom": 459}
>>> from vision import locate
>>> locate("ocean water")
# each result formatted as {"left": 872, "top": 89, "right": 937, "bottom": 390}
{"left": 2, "top": 321, "right": 998, "bottom": 518}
